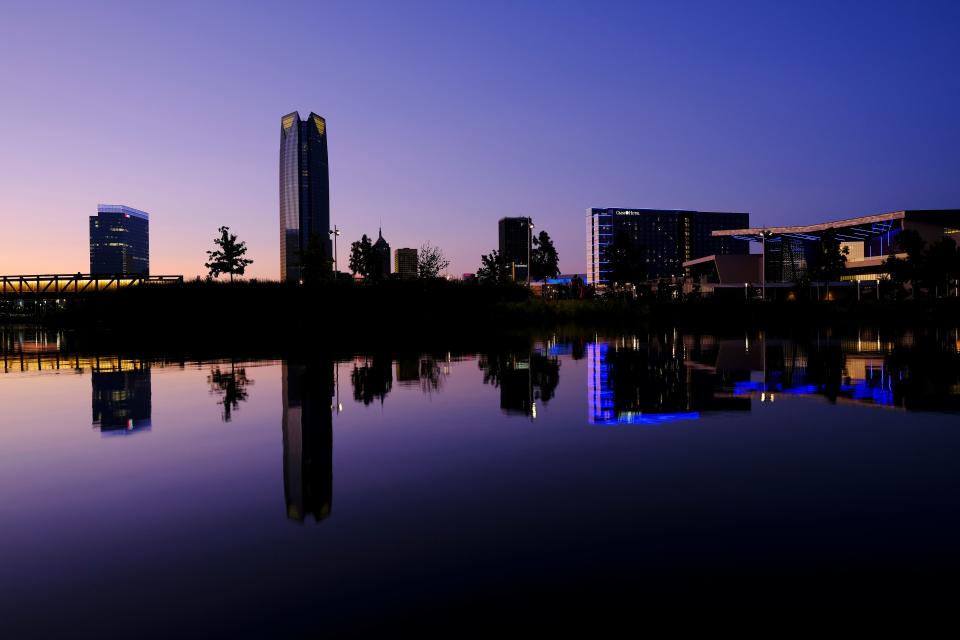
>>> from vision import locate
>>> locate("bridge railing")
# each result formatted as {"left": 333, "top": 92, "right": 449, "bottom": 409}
{"left": 0, "top": 274, "right": 183, "bottom": 297}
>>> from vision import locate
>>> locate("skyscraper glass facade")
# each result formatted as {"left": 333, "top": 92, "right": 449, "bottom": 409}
{"left": 586, "top": 208, "right": 749, "bottom": 284}
{"left": 89, "top": 204, "right": 150, "bottom": 276}
{"left": 280, "top": 111, "right": 331, "bottom": 282}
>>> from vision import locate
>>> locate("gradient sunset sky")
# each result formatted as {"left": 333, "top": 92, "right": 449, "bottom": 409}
{"left": 1, "top": 0, "right": 958, "bottom": 279}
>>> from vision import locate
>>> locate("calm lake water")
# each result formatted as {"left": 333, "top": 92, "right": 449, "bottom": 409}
{"left": 2, "top": 327, "right": 960, "bottom": 634}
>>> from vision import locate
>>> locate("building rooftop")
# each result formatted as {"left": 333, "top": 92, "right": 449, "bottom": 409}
{"left": 712, "top": 209, "right": 960, "bottom": 241}
{"left": 97, "top": 204, "right": 149, "bottom": 220}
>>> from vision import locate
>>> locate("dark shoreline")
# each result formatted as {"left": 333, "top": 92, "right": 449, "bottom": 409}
{"left": 2, "top": 280, "right": 959, "bottom": 358}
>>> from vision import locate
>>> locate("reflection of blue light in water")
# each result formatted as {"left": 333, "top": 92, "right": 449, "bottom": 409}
{"left": 547, "top": 343, "right": 573, "bottom": 357}
{"left": 592, "top": 412, "right": 700, "bottom": 426}
{"left": 734, "top": 378, "right": 895, "bottom": 407}
{"left": 841, "top": 382, "right": 894, "bottom": 406}
{"left": 781, "top": 384, "right": 820, "bottom": 395}
{"left": 587, "top": 342, "right": 700, "bottom": 426}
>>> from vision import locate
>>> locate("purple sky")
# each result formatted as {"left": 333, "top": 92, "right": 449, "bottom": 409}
{"left": 1, "top": 0, "right": 958, "bottom": 279}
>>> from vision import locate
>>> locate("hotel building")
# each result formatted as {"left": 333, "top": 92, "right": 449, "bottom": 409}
{"left": 586, "top": 208, "right": 749, "bottom": 285}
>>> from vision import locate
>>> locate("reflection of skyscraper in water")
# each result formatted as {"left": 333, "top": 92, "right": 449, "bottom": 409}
{"left": 587, "top": 340, "right": 748, "bottom": 425}
{"left": 282, "top": 362, "right": 334, "bottom": 523}
{"left": 91, "top": 368, "right": 152, "bottom": 435}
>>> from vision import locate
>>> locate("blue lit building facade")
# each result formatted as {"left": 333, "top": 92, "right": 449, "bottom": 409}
{"left": 89, "top": 204, "right": 150, "bottom": 276}
{"left": 586, "top": 208, "right": 749, "bottom": 285}
{"left": 280, "top": 111, "right": 331, "bottom": 282}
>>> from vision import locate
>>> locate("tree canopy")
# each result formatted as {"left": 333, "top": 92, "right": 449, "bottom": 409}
{"left": 530, "top": 230, "right": 560, "bottom": 281}
{"left": 349, "top": 234, "right": 375, "bottom": 278}
{"left": 809, "top": 231, "right": 849, "bottom": 282}
{"left": 886, "top": 230, "right": 960, "bottom": 296}
{"left": 205, "top": 226, "right": 253, "bottom": 282}
{"left": 418, "top": 242, "right": 450, "bottom": 279}
{"left": 298, "top": 233, "right": 333, "bottom": 284}
{"left": 477, "top": 249, "right": 506, "bottom": 285}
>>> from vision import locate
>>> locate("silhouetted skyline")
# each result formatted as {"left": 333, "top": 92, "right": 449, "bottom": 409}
{"left": 1, "top": 2, "right": 958, "bottom": 279}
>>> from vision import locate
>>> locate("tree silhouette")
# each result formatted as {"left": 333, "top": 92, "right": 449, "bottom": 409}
{"left": 810, "top": 231, "right": 849, "bottom": 282}
{"left": 349, "top": 234, "right": 375, "bottom": 278}
{"left": 298, "top": 232, "right": 334, "bottom": 284}
{"left": 418, "top": 243, "right": 451, "bottom": 279}
{"left": 205, "top": 226, "right": 253, "bottom": 282}
{"left": 208, "top": 362, "right": 253, "bottom": 422}
{"left": 886, "top": 231, "right": 960, "bottom": 297}
{"left": 477, "top": 249, "right": 506, "bottom": 284}
{"left": 530, "top": 230, "right": 560, "bottom": 280}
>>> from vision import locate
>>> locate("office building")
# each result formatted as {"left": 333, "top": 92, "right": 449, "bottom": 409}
{"left": 89, "top": 204, "right": 149, "bottom": 276}
{"left": 280, "top": 111, "right": 330, "bottom": 282}
{"left": 394, "top": 247, "right": 418, "bottom": 279}
{"left": 499, "top": 217, "right": 533, "bottom": 282}
{"left": 586, "top": 208, "right": 749, "bottom": 285}
{"left": 372, "top": 229, "right": 391, "bottom": 279}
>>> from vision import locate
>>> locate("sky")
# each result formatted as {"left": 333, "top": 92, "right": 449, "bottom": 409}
{"left": 1, "top": 0, "right": 959, "bottom": 279}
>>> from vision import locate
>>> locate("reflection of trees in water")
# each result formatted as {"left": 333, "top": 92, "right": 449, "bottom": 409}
{"left": 417, "top": 354, "right": 449, "bottom": 394}
{"left": 478, "top": 351, "right": 561, "bottom": 415}
{"left": 351, "top": 355, "right": 393, "bottom": 405}
{"left": 208, "top": 362, "right": 252, "bottom": 422}
{"left": 396, "top": 354, "right": 450, "bottom": 395}
{"left": 886, "top": 332, "right": 960, "bottom": 411}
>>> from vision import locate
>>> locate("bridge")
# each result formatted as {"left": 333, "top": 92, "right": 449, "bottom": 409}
{"left": 0, "top": 273, "right": 183, "bottom": 298}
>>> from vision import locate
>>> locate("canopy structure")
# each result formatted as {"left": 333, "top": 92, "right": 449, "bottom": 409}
{"left": 705, "top": 210, "right": 960, "bottom": 283}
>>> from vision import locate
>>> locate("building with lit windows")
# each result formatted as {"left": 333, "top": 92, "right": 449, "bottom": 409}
{"left": 585, "top": 208, "right": 749, "bottom": 285}
{"left": 280, "top": 111, "right": 330, "bottom": 282}
{"left": 89, "top": 204, "right": 150, "bottom": 276}
{"left": 499, "top": 217, "right": 533, "bottom": 282}
{"left": 394, "top": 247, "right": 418, "bottom": 279}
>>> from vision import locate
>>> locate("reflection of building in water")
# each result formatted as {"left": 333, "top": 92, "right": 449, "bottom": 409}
{"left": 689, "top": 330, "right": 960, "bottom": 411}
{"left": 587, "top": 339, "right": 749, "bottom": 425}
{"left": 282, "top": 362, "right": 333, "bottom": 523}
{"left": 92, "top": 369, "right": 152, "bottom": 434}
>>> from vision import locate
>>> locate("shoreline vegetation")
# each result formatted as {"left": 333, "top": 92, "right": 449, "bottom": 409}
{"left": 1, "top": 279, "right": 959, "bottom": 356}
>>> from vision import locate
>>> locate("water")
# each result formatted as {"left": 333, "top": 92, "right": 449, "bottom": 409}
{"left": 2, "top": 328, "right": 960, "bottom": 634}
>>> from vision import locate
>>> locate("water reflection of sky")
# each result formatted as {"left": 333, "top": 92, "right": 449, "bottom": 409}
{"left": 2, "top": 329, "right": 960, "bottom": 633}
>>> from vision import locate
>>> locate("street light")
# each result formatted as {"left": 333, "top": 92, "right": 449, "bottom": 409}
{"left": 329, "top": 226, "right": 341, "bottom": 275}
{"left": 760, "top": 228, "right": 773, "bottom": 301}
{"left": 527, "top": 219, "right": 535, "bottom": 284}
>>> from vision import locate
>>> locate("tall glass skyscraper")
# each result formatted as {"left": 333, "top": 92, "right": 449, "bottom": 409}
{"left": 280, "top": 111, "right": 331, "bottom": 282}
{"left": 89, "top": 204, "right": 150, "bottom": 275}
